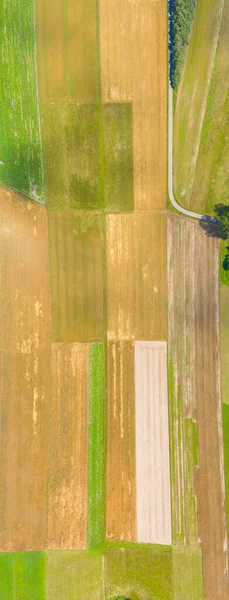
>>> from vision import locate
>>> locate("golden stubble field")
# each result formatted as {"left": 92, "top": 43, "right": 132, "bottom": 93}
{"left": 100, "top": 0, "right": 167, "bottom": 210}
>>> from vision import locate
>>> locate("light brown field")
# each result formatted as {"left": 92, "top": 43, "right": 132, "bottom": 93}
{"left": 106, "top": 341, "right": 136, "bottom": 542}
{"left": 36, "top": 0, "right": 97, "bottom": 103}
{"left": 99, "top": 0, "right": 167, "bottom": 210}
{"left": 106, "top": 213, "right": 167, "bottom": 341}
{"left": 168, "top": 213, "right": 228, "bottom": 599}
{"left": 48, "top": 343, "right": 89, "bottom": 549}
{"left": 0, "top": 186, "right": 50, "bottom": 551}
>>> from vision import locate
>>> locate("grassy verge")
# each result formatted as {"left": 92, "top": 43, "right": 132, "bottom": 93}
{"left": 0, "top": 0, "right": 43, "bottom": 201}
{"left": 87, "top": 343, "right": 105, "bottom": 549}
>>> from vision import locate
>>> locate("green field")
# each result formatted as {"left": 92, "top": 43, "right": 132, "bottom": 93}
{"left": 172, "top": 546, "right": 203, "bottom": 599}
{"left": 41, "top": 104, "right": 101, "bottom": 210}
{"left": 48, "top": 211, "right": 104, "bottom": 342}
{"left": 0, "top": 552, "right": 45, "bottom": 600}
{"left": 0, "top": 0, "right": 43, "bottom": 200}
{"left": 105, "top": 546, "right": 172, "bottom": 600}
{"left": 87, "top": 343, "right": 105, "bottom": 549}
{"left": 46, "top": 550, "right": 103, "bottom": 600}
{"left": 103, "top": 104, "right": 134, "bottom": 213}
{"left": 173, "top": 0, "right": 225, "bottom": 213}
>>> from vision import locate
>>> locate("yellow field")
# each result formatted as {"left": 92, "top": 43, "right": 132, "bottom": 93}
{"left": 106, "top": 341, "right": 136, "bottom": 542}
{"left": 106, "top": 213, "right": 167, "bottom": 341}
{"left": 100, "top": 0, "right": 167, "bottom": 210}
{"left": 36, "top": 0, "right": 97, "bottom": 102}
{"left": 48, "top": 343, "right": 89, "bottom": 549}
{"left": 0, "top": 187, "right": 50, "bottom": 551}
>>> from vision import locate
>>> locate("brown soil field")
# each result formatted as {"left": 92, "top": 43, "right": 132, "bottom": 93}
{"left": 106, "top": 341, "right": 136, "bottom": 542}
{"left": 36, "top": 0, "right": 97, "bottom": 103}
{"left": 0, "top": 186, "right": 50, "bottom": 551}
{"left": 168, "top": 213, "right": 228, "bottom": 599}
{"left": 100, "top": 0, "right": 167, "bottom": 210}
{"left": 48, "top": 211, "right": 104, "bottom": 343}
{"left": 106, "top": 213, "right": 167, "bottom": 341}
{"left": 48, "top": 343, "right": 88, "bottom": 549}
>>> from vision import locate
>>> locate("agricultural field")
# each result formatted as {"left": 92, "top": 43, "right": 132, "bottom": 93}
{"left": 106, "top": 213, "right": 167, "bottom": 341}
{"left": 0, "top": 0, "right": 43, "bottom": 200}
{"left": 168, "top": 213, "right": 228, "bottom": 599}
{"left": 0, "top": 187, "right": 50, "bottom": 551}
{"left": 48, "top": 211, "right": 104, "bottom": 343}
{"left": 173, "top": 0, "right": 227, "bottom": 214}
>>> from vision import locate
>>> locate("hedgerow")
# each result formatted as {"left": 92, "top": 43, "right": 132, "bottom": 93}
{"left": 169, "top": 0, "right": 196, "bottom": 89}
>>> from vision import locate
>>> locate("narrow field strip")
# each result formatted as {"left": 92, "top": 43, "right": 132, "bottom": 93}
{"left": 0, "top": 0, "right": 44, "bottom": 200}
{"left": 106, "top": 341, "right": 136, "bottom": 542}
{"left": 47, "top": 343, "right": 89, "bottom": 549}
{"left": 135, "top": 341, "right": 171, "bottom": 546}
{"left": 87, "top": 343, "right": 105, "bottom": 549}
{"left": 172, "top": 546, "right": 203, "bottom": 600}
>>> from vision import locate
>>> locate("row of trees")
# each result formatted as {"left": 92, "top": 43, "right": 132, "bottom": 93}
{"left": 170, "top": 0, "right": 196, "bottom": 88}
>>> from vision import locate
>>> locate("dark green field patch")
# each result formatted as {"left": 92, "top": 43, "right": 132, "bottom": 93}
{"left": 0, "top": 0, "right": 43, "bottom": 200}
{"left": 105, "top": 546, "right": 172, "bottom": 600}
{"left": 87, "top": 343, "right": 105, "bottom": 549}
{"left": 0, "top": 552, "right": 45, "bottom": 600}
{"left": 48, "top": 211, "right": 104, "bottom": 342}
{"left": 41, "top": 104, "right": 101, "bottom": 210}
{"left": 102, "top": 104, "right": 134, "bottom": 212}
{"left": 46, "top": 550, "right": 103, "bottom": 599}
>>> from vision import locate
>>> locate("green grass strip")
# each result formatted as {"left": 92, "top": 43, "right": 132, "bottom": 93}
{"left": 222, "top": 403, "right": 229, "bottom": 543}
{"left": 87, "top": 342, "right": 105, "bottom": 549}
{"left": 0, "top": 552, "right": 46, "bottom": 600}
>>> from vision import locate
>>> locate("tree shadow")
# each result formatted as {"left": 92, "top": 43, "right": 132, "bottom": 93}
{"left": 199, "top": 204, "right": 229, "bottom": 271}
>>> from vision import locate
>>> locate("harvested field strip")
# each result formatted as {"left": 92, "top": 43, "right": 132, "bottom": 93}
{"left": 106, "top": 213, "right": 167, "bottom": 341}
{"left": 87, "top": 343, "right": 105, "bottom": 549}
{"left": 100, "top": 0, "right": 167, "bottom": 210}
{"left": 135, "top": 341, "right": 172, "bottom": 546}
{"left": 172, "top": 546, "right": 203, "bottom": 600}
{"left": 47, "top": 343, "right": 88, "bottom": 549}
{"left": 41, "top": 104, "right": 101, "bottom": 211}
{"left": 48, "top": 211, "right": 104, "bottom": 343}
{"left": 0, "top": 187, "right": 50, "bottom": 551}
{"left": 223, "top": 404, "right": 229, "bottom": 544}
{"left": 105, "top": 546, "right": 172, "bottom": 600}
{"left": 184, "top": 419, "right": 199, "bottom": 544}
{"left": 36, "top": 0, "right": 97, "bottom": 103}
{"left": 173, "top": 0, "right": 225, "bottom": 211}
{"left": 0, "top": 552, "right": 45, "bottom": 600}
{"left": 168, "top": 213, "right": 228, "bottom": 598}
{"left": 106, "top": 341, "right": 136, "bottom": 542}
{"left": 168, "top": 363, "right": 185, "bottom": 544}
{"left": 102, "top": 104, "right": 133, "bottom": 213}
{"left": 0, "top": 0, "right": 43, "bottom": 200}
{"left": 220, "top": 286, "right": 229, "bottom": 405}
{"left": 46, "top": 550, "right": 103, "bottom": 599}
{"left": 188, "top": 0, "right": 229, "bottom": 214}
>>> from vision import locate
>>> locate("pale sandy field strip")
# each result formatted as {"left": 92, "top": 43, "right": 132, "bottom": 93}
{"left": 168, "top": 213, "right": 228, "bottom": 599}
{"left": 106, "top": 341, "right": 136, "bottom": 542}
{"left": 106, "top": 213, "right": 167, "bottom": 341}
{"left": 135, "top": 341, "right": 172, "bottom": 545}
{"left": 48, "top": 343, "right": 88, "bottom": 549}
{"left": 100, "top": 0, "right": 167, "bottom": 210}
{"left": 0, "top": 187, "right": 50, "bottom": 551}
